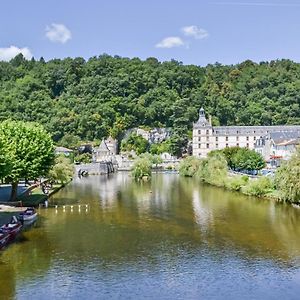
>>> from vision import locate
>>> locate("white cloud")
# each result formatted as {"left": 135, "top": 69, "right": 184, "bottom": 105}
{"left": 45, "top": 23, "right": 72, "bottom": 43}
{"left": 182, "top": 26, "right": 209, "bottom": 39}
{"left": 0, "top": 46, "right": 33, "bottom": 61}
{"left": 156, "top": 37, "right": 185, "bottom": 48}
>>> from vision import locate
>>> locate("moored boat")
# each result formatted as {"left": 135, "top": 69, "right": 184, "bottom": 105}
{"left": 0, "top": 230, "right": 10, "bottom": 249}
{"left": 18, "top": 207, "right": 38, "bottom": 223}
{"left": 1, "top": 216, "right": 23, "bottom": 239}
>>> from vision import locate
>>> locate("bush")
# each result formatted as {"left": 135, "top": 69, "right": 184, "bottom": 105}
{"left": 48, "top": 155, "right": 74, "bottom": 184}
{"left": 225, "top": 175, "right": 249, "bottom": 191}
{"left": 196, "top": 152, "right": 228, "bottom": 186}
{"left": 178, "top": 156, "right": 201, "bottom": 177}
{"left": 131, "top": 157, "right": 152, "bottom": 180}
{"left": 275, "top": 148, "right": 300, "bottom": 203}
{"left": 242, "top": 176, "right": 273, "bottom": 197}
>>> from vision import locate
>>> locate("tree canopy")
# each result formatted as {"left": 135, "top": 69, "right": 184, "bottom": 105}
{"left": 1, "top": 55, "right": 300, "bottom": 155}
{"left": 0, "top": 120, "right": 55, "bottom": 200}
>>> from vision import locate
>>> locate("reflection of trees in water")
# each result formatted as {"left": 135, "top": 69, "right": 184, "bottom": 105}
{"left": 190, "top": 182, "right": 300, "bottom": 264}
{"left": 45, "top": 173, "right": 300, "bottom": 270}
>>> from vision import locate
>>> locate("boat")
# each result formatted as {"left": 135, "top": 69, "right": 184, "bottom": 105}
{"left": 0, "top": 230, "right": 10, "bottom": 249}
{"left": 18, "top": 207, "right": 38, "bottom": 223}
{"left": 1, "top": 216, "right": 23, "bottom": 239}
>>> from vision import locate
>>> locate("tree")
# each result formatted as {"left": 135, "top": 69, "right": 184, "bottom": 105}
{"left": 275, "top": 148, "right": 300, "bottom": 203}
{"left": 0, "top": 120, "right": 55, "bottom": 201}
{"left": 48, "top": 155, "right": 74, "bottom": 184}
{"left": 179, "top": 156, "right": 201, "bottom": 177}
{"left": 131, "top": 157, "right": 152, "bottom": 180}
{"left": 231, "top": 148, "right": 265, "bottom": 171}
{"left": 121, "top": 133, "right": 149, "bottom": 155}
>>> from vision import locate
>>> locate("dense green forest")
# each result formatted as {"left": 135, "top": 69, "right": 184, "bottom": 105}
{"left": 1, "top": 54, "right": 300, "bottom": 152}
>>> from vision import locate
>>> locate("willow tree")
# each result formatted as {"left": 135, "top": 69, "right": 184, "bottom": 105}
{"left": 0, "top": 120, "right": 55, "bottom": 201}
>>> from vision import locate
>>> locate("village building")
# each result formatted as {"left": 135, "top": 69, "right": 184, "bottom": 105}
{"left": 255, "top": 131, "right": 300, "bottom": 167}
{"left": 193, "top": 107, "right": 300, "bottom": 158}
{"left": 92, "top": 137, "right": 118, "bottom": 162}
{"left": 55, "top": 146, "right": 73, "bottom": 156}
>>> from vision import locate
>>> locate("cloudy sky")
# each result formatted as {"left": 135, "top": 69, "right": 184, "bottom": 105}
{"left": 1, "top": 0, "right": 300, "bottom": 65}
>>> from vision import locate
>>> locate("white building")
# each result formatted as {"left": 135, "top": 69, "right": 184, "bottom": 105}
{"left": 255, "top": 131, "right": 300, "bottom": 166}
{"left": 193, "top": 107, "right": 300, "bottom": 158}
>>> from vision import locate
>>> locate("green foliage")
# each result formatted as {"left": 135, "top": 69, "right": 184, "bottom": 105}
{"left": 179, "top": 156, "right": 201, "bottom": 177}
{"left": 225, "top": 175, "right": 249, "bottom": 191}
{"left": 196, "top": 152, "right": 228, "bottom": 186}
{"left": 48, "top": 155, "right": 74, "bottom": 184}
{"left": 121, "top": 133, "right": 149, "bottom": 155}
{"left": 0, "top": 120, "right": 54, "bottom": 181}
{"left": 1, "top": 56, "right": 300, "bottom": 158}
{"left": 0, "top": 120, "right": 55, "bottom": 200}
{"left": 139, "top": 153, "right": 163, "bottom": 167}
{"left": 149, "top": 141, "right": 170, "bottom": 154}
{"left": 131, "top": 157, "right": 152, "bottom": 180}
{"left": 275, "top": 148, "right": 300, "bottom": 203}
{"left": 220, "top": 147, "right": 265, "bottom": 171}
{"left": 58, "top": 134, "right": 81, "bottom": 149}
{"left": 242, "top": 176, "right": 273, "bottom": 197}
{"left": 75, "top": 153, "right": 92, "bottom": 164}
{"left": 231, "top": 148, "right": 265, "bottom": 171}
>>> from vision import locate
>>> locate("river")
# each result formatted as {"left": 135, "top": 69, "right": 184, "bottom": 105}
{"left": 1, "top": 172, "right": 300, "bottom": 299}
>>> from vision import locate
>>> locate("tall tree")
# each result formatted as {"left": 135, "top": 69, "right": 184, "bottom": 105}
{"left": 0, "top": 120, "right": 55, "bottom": 201}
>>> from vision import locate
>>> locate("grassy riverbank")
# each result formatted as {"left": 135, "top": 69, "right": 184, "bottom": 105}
{"left": 17, "top": 182, "right": 70, "bottom": 207}
{"left": 179, "top": 154, "right": 279, "bottom": 201}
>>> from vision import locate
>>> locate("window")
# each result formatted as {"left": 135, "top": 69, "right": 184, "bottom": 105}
{"left": 246, "top": 143, "right": 249, "bottom": 148}
{"left": 198, "top": 143, "right": 201, "bottom": 148}
{"left": 206, "top": 143, "right": 209, "bottom": 149}
{"left": 216, "top": 136, "right": 218, "bottom": 142}
{"left": 246, "top": 136, "right": 249, "bottom": 141}
{"left": 206, "top": 136, "right": 209, "bottom": 141}
{"left": 254, "top": 136, "right": 256, "bottom": 140}
{"left": 226, "top": 143, "right": 229, "bottom": 147}
{"left": 226, "top": 136, "right": 228, "bottom": 141}
{"left": 206, "top": 130, "right": 209, "bottom": 135}
{"left": 236, "top": 143, "right": 239, "bottom": 147}
{"left": 216, "top": 143, "right": 219, "bottom": 148}
{"left": 236, "top": 136, "right": 239, "bottom": 141}
{"left": 198, "top": 137, "right": 201, "bottom": 141}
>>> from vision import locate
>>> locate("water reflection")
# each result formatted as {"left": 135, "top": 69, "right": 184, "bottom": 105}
{"left": 1, "top": 172, "right": 300, "bottom": 299}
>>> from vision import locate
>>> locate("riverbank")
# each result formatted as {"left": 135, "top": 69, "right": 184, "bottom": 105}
{"left": 178, "top": 155, "right": 287, "bottom": 202}
{"left": 16, "top": 181, "right": 71, "bottom": 207}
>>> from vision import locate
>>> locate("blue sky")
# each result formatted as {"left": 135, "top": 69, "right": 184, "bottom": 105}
{"left": 1, "top": 0, "right": 300, "bottom": 65}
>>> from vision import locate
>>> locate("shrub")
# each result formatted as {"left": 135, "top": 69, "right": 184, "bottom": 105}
{"left": 196, "top": 152, "right": 228, "bottom": 186}
{"left": 242, "top": 176, "right": 273, "bottom": 197}
{"left": 225, "top": 175, "right": 249, "bottom": 191}
{"left": 131, "top": 157, "right": 152, "bottom": 180}
{"left": 179, "top": 156, "right": 201, "bottom": 177}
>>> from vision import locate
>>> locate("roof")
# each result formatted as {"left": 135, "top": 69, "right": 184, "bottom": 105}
{"left": 97, "top": 140, "right": 110, "bottom": 152}
{"left": 194, "top": 107, "right": 211, "bottom": 128}
{"left": 269, "top": 131, "right": 300, "bottom": 145}
{"left": 55, "top": 146, "right": 73, "bottom": 152}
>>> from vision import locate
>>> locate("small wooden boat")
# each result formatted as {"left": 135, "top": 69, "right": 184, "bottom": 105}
{"left": 1, "top": 216, "right": 23, "bottom": 239}
{"left": 0, "top": 230, "right": 10, "bottom": 249}
{"left": 18, "top": 208, "right": 38, "bottom": 223}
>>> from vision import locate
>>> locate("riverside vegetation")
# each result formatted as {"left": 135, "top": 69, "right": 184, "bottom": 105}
{"left": 2, "top": 55, "right": 300, "bottom": 156}
{"left": 179, "top": 147, "right": 300, "bottom": 203}
{"left": 0, "top": 120, "right": 73, "bottom": 201}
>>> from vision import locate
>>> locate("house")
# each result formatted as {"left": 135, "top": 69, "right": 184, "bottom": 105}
{"left": 92, "top": 137, "right": 118, "bottom": 162}
{"left": 193, "top": 107, "right": 300, "bottom": 158}
{"left": 255, "top": 131, "right": 300, "bottom": 167}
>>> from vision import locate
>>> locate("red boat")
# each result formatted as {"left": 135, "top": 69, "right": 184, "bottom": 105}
{"left": 0, "top": 230, "right": 10, "bottom": 249}
{"left": 1, "top": 216, "right": 22, "bottom": 241}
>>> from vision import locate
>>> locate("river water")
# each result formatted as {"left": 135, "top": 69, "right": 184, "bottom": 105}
{"left": 1, "top": 172, "right": 300, "bottom": 299}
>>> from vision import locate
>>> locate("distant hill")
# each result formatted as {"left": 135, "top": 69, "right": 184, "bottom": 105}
{"left": 1, "top": 54, "right": 300, "bottom": 149}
